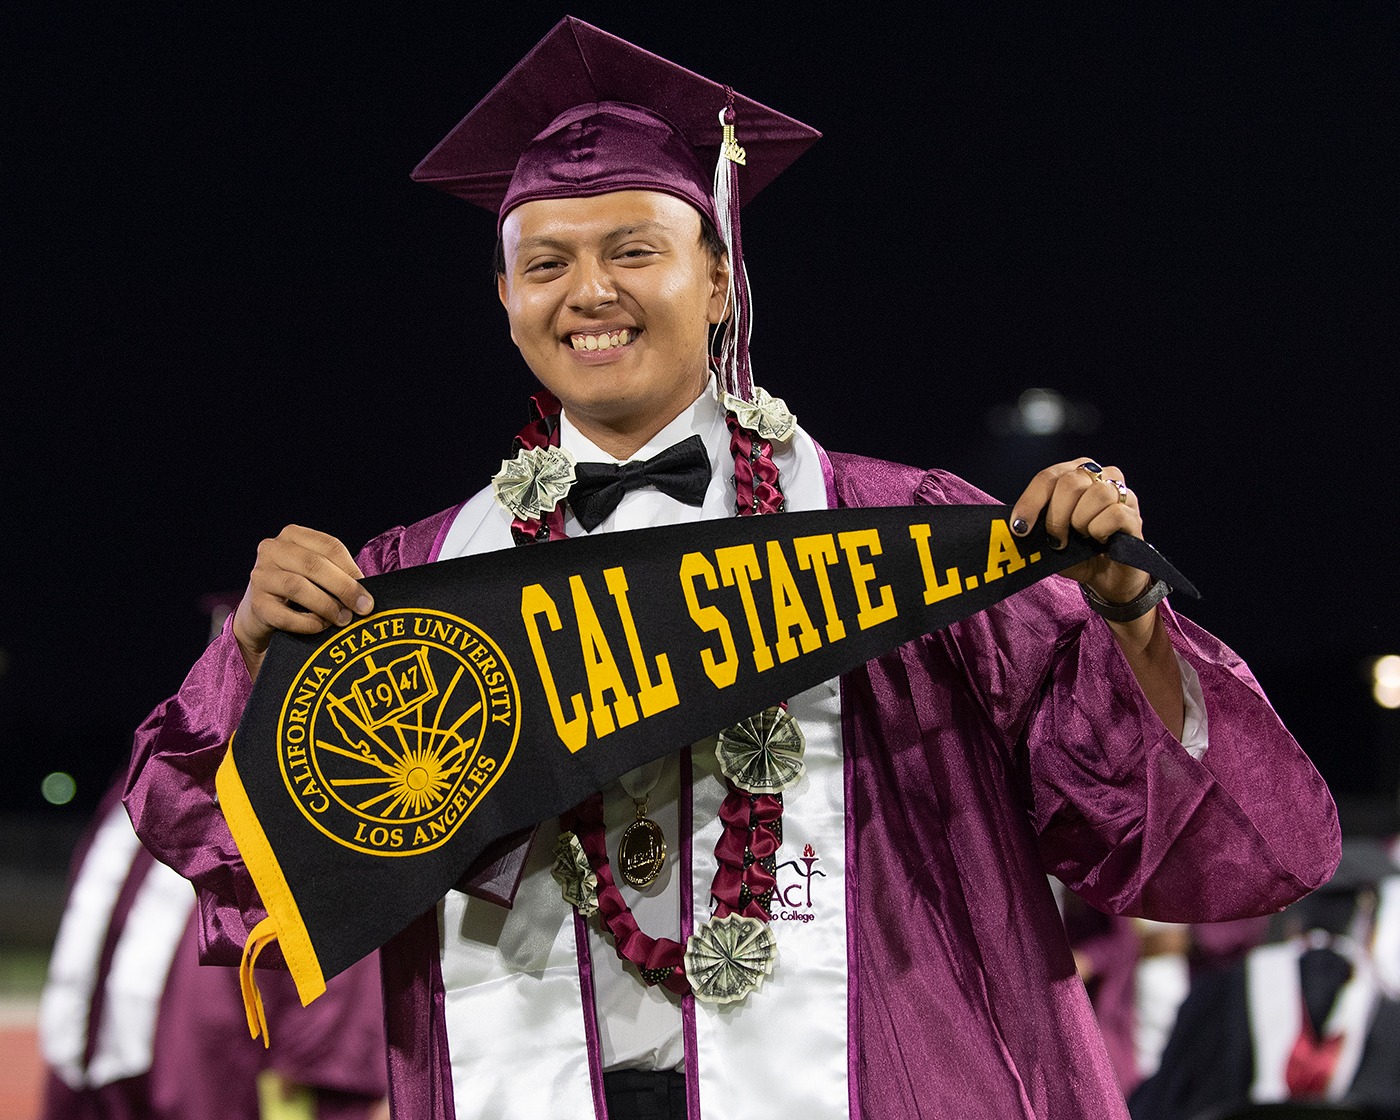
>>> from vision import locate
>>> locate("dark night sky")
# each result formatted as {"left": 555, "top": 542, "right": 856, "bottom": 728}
{"left": 4, "top": 5, "right": 1398, "bottom": 819}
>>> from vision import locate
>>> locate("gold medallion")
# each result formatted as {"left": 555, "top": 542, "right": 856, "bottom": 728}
{"left": 618, "top": 815, "right": 667, "bottom": 888}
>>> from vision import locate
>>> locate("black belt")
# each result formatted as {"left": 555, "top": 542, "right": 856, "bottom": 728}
{"left": 602, "top": 1069, "right": 688, "bottom": 1120}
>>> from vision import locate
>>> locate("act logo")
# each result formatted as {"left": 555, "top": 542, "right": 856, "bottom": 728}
{"left": 276, "top": 609, "right": 520, "bottom": 857}
{"left": 771, "top": 843, "right": 827, "bottom": 923}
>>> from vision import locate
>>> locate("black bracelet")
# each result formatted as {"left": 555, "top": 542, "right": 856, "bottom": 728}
{"left": 1080, "top": 577, "right": 1170, "bottom": 623}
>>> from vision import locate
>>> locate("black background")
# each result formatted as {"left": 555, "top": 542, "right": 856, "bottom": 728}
{"left": 5, "top": 4, "right": 1398, "bottom": 821}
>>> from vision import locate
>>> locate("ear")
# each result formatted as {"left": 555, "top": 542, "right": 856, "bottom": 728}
{"left": 496, "top": 272, "right": 519, "bottom": 346}
{"left": 705, "top": 252, "right": 732, "bottom": 325}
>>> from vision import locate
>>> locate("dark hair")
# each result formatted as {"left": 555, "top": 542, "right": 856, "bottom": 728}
{"left": 492, "top": 210, "right": 726, "bottom": 276}
{"left": 698, "top": 214, "right": 725, "bottom": 262}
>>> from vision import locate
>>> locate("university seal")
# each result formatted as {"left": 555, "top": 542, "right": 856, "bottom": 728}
{"left": 276, "top": 609, "right": 521, "bottom": 857}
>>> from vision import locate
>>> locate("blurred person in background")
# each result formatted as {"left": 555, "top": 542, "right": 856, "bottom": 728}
{"left": 38, "top": 785, "right": 389, "bottom": 1116}
{"left": 1130, "top": 839, "right": 1400, "bottom": 1118}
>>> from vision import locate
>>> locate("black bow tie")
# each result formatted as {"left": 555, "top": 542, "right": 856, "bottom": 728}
{"left": 568, "top": 434, "right": 711, "bottom": 532}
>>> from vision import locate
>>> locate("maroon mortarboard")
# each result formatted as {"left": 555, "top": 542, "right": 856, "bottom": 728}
{"left": 410, "top": 16, "right": 821, "bottom": 402}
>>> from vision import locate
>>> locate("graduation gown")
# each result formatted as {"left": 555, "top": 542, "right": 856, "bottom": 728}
{"left": 126, "top": 445, "right": 1339, "bottom": 1120}
{"left": 1060, "top": 894, "right": 1145, "bottom": 1094}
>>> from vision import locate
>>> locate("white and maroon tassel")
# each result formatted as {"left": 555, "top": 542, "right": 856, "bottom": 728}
{"left": 713, "top": 89, "right": 755, "bottom": 404}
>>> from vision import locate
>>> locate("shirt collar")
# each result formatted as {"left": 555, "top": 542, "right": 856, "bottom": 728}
{"left": 558, "top": 377, "right": 728, "bottom": 472}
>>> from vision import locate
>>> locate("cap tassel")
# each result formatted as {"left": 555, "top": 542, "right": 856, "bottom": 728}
{"left": 239, "top": 916, "right": 278, "bottom": 1048}
{"left": 713, "top": 92, "right": 754, "bottom": 403}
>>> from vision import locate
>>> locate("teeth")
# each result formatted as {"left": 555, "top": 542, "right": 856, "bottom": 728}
{"left": 570, "top": 329, "right": 634, "bottom": 351}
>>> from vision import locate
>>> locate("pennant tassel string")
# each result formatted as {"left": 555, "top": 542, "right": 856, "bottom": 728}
{"left": 239, "top": 916, "right": 279, "bottom": 1048}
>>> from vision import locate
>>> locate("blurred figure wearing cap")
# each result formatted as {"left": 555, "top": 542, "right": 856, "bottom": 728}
{"left": 1130, "top": 840, "right": 1400, "bottom": 1118}
{"left": 126, "top": 17, "right": 1339, "bottom": 1120}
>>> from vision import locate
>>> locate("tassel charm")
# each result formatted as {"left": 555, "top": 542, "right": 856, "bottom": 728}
{"left": 721, "top": 118, "right": 746, "bottom": 165}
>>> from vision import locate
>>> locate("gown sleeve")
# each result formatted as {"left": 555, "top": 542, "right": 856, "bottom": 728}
{"left": 124, "top": 525, "right": 413, "bottom": 964}
{"left": 916, "top": 467, "right": 1339, "bottom": 922}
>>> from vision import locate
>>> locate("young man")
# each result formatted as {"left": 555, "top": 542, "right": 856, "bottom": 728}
{"left": 125, "top": 18, "right": 1339, "bottom": 1120}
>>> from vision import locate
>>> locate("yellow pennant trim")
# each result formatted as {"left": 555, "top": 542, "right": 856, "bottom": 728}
{"left": 217, "top": 742, "right": 327, "bottom": 1010}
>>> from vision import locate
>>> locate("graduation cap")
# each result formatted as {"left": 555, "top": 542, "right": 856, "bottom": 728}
{"left": 410, "top": 15, "right": 822, "bottom": 402}
{"left": 1286, "top": 837, "right": 1399, "bottom": 938}
{"left": 1315, "top": 838, "right": 1398, "bottom": 896}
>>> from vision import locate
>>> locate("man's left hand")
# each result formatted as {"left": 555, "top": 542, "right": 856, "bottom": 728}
{"left": 1009, "top": 457, "right": 1152, "bottom": 606}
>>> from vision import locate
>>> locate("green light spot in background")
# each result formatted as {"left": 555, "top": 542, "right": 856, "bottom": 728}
{"left": 41, "top": 772, "right": 77, "bottom": 806}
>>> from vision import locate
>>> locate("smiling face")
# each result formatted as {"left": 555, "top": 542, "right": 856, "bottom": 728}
{"left": 497, "top": 190, "right": 730, "bottom": 459}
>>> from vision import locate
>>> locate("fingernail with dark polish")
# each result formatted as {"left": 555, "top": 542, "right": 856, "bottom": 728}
{"left": 1011, "top": 518, "right": 1028, "bottom": 536}
{"left": 1051, "top": 536, "right": 1065, "bottom": 550}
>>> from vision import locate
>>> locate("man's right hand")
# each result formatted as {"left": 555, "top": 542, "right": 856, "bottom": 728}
{"left": 231, "top": 525, "right": 375, "bottom": 681}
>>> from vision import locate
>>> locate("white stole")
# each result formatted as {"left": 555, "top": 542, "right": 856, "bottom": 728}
{"left": 435, "top": 390, "right": 851, "bottom": 1118}
{"left": 39, "top": 799, "right": 196, "bottom": 1089}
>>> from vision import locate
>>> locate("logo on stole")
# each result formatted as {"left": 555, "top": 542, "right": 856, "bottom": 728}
{"left": 276, "top": 609, "right": 521, "bottom": 856}
{"left": 771, "top": 843, "right": 827, "bottom": 923}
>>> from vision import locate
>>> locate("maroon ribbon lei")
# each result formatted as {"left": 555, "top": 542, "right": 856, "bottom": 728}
{"left": 515, "top": 383, "right": 791, "bottom": 993}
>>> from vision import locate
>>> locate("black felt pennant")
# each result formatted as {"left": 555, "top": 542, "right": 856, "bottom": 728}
{"left": 217, "top": 505, "right": 1193, "bottom": 1003}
